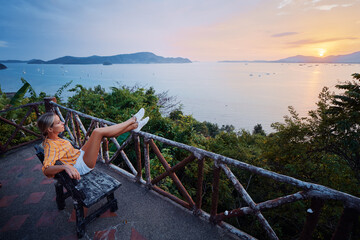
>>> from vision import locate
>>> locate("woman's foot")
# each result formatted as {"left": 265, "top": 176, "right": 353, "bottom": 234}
{"left": 134, "top": 108, "right": 145, "bottom": 122}
{"left": 133, "top": 116, "right": 149, "bottom": 132}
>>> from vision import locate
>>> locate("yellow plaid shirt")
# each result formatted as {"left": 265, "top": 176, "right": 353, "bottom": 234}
{"left": 42, "top": 138, "right": 80, "bottom": 177}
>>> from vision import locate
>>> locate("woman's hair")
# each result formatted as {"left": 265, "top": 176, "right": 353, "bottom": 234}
{"left": 37, "top": 112, "right": 56, "bottom": 137}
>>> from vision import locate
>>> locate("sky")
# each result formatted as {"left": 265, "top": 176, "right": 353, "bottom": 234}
{"left": 0, "top": 0, "right": 359, "bottom": 61}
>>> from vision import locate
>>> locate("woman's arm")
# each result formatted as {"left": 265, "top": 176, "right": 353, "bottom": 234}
{"left": 44, "top": 164, "right": 81, "bottom": 180}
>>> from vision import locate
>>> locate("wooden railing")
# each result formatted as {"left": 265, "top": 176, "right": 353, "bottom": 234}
{"left": 1, "top": 98, "right": 359, "bottom": 239}
{"left": 44, "top": 99, "right": 360, "bottom": 240}
{"left": 0, "top": 101, "right": 43, "bottom": 153}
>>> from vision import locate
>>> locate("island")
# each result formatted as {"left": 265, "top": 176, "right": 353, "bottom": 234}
{"left": 0, "top": 63, "right": 7, "bottom": 70}
{"left": 219, "top": 51, "right": 360, "bottom": 63}
{"left": 0, "top": 60, "right": 27, "bottom": 63}
{"left": 27, "top": 59, "right": 46, "bottom": 64}
{"left": 26, "top": 52, "right": 191, "bottom": 65}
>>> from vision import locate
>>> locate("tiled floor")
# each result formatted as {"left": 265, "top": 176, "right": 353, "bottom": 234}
{"left": 0, "top": 144, "right": 132, "bottom": 239}
{"left": 1, "top": 214, "right": 29, "bottom": 232}
{"left": 0, "top": 195, "right": 18, "bottom": 207}
{"left": 0, "top": 146, "right": 133, "bottom": 240}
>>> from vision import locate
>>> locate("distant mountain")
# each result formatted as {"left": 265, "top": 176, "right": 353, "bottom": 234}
{"left": 0, "top": 52, "right": 191, "bottom": 65}
{"left": 43, "top": 52, "right": 191, "bottom": 64}
{"left": 274, "top": 55, "right": 321, "bottom": 63}
{"left": 276, "top": 51, "right": 360, "bottom": 63}
{"left": 27, "top": 59, "right": 46, "bottom": 64}
{"left": 219, "top": 51, "right": 360, "bottom": 63}
{"left": 219, "top": 60, "right": 268, "bottom": 63}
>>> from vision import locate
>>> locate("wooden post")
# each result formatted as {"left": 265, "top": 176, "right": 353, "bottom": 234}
{"left": 196, "top": 157, "right": 205, "bottom": 211}
{"left": 95, "top": 122, "right": 104, "bottom": 163}
{"left": 102, "top": 137, "right": 109, "bottom": 163}
{"left": 100, "top": 123, "right": 109, "bottom": 163}
{"left": 33, "top": 105, "right": 41, "bottom": 118}
{"left": 331, "top": 207, "right": 359, "bottom": 240}
{"left": 44, "top": 97, "right": 56, "bottom": 113}
{"left": 134, "top": 134, "right": 142, "bottom": 182}
{"left": 210, "top": 164, "right": 221, "bottom": 223}
{"left": 143, "top": 139, "right": 151, "bottom": 185}
{"left": 70, "top": 112, "right": 78, "bottom": 147}
{"left": 300, "top": 198, "right": 325, "bottom": 240}
{"left": 74, "top": 115, "right": 82, "bottom": 147}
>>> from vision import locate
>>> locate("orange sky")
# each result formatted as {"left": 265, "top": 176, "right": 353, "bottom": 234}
{"left": 1, "top": 0, "right": 359, "bottom": 61}
{"left": 172, "top": 0, "right": 360, "bottom": 61}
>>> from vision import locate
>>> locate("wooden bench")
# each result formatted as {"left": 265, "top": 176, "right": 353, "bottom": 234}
{"left": 34, "top": 145, "right": 122, "bottom": 238}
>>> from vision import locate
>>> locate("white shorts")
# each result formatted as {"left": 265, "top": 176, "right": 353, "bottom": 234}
{"left": 73, "top": 149, "right": 93, "bottom": 175}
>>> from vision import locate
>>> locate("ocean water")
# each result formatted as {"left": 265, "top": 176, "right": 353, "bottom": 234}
{"left": 0, "top": 62, "right": 359, "bottom": 133}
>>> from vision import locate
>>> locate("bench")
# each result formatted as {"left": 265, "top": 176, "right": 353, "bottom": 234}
{"left": 34, "top": 145, "right": 122, "bottom": 238}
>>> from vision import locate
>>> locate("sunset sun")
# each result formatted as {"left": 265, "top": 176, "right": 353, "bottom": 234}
{"left": 318, "top": 49, "right": 326, "bottom": 57}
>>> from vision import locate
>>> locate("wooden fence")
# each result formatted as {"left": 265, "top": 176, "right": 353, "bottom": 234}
{"left": 0, "top": 101, "right": 43, "bottom": 153}
{"left": 1, "top": 97, "right": 359, "bottom": 239}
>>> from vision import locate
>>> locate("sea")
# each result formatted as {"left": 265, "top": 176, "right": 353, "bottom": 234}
{"left": 0, "top": 62, "right": 359, "bottom": 133}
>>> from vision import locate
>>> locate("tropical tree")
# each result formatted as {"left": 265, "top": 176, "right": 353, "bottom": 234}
{"left": 322, "top": 73, "right": 360, "bottom": 177}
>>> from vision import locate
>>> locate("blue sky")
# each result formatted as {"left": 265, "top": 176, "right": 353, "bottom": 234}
{"left": 1, "top": 0, "right": 359, "bottom": 61}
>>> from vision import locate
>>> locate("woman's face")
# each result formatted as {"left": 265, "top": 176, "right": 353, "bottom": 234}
{"left": 49, "top": 115, "right": 65, "bottom": 134}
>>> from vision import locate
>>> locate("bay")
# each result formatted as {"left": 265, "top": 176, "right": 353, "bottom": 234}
{"left": 0, "top": 62, "right": 358, "bottom": 133}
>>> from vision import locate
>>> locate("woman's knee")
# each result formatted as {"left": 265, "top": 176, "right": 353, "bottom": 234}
{"left": 92, "top": 128, "right": 103, "bottom": 137}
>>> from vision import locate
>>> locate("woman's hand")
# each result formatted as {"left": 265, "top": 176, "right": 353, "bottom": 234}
{"left": 64, "top": 165, "right": 81, "bottom": 180}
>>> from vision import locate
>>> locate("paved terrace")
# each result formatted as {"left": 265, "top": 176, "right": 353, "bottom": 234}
{"left": 0, "top": 143, "right": 237, "bottom": 240}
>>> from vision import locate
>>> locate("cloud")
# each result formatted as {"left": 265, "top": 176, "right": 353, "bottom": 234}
{"left": 0, "top": 41, "right": 8, "bottom": 47}
{"left": 278, "top": 1, "right": 356, "bottom": 12}
{"left": 287, "top": 37, "right": 358, "bottom": 46}
{"left": 278, "top": 0, "right": 293, "bottom": 9}
{"left": 272, "top": 32, "right": 298, "bottom": 37}
{"left": 314, "top": 3, "right": 353, "bottom": 11}
{"left": 314, "top": 4, "right": 339, "bottom": 10}
{"left": 277, "top": 0, "right": 326, "bottom": 9}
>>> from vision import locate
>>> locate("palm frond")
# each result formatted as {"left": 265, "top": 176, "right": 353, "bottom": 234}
{"left": 9, "top": 82, "right": 30, "bottom": 106}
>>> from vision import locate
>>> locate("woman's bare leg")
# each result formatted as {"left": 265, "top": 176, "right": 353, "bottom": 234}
{"left": 82, "top": 117, "right": 138, "bottom": 168}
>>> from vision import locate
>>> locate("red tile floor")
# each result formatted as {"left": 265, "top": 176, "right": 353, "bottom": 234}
{"left": 0, "top": 144, "right": 147, "bottom": 240}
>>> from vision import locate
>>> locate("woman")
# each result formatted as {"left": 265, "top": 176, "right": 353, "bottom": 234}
{"left": 37, "top": 108, "right": 149, "bottom": 180}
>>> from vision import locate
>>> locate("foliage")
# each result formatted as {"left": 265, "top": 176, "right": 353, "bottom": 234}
{"left": 55, "top": 80, "right": 73, "bottom": 101}
{"left": 1, "top": 79, "right": 40, "bottom": 146}
{"left": 253, "top": 123, "right": 266, "bottom": 136}
{"left": 9, "top": 80, "right": 31, "bottom": 107}
{"left": 323, "top": 73, "right": 360, "bottom": 178}
{"left": 0, "top": 78, "right": 69, "bottom": 150}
